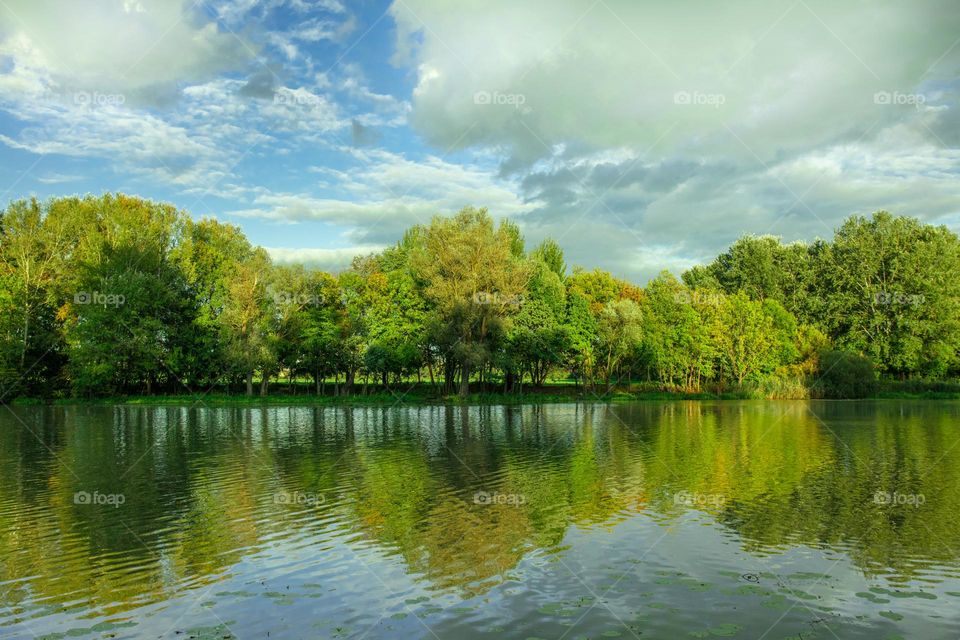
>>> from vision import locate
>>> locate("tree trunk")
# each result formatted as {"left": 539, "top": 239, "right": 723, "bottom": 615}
{"left": 20, "top": 307, "right": 29, "bottom": 372}
{"left": 459, "top": 361, "right": 470, "bottom": 397}
{"left": 245, "top": 371, "right": 254, "bottom": 396}
{"left": 260, "top": 373, "right": 269, "bottom": 396}
{"left": 343, "top": 370, "right": 355, "bottom": 396}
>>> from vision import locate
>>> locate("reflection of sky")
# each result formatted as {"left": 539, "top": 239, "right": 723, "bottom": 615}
{"left": 13, "top": 508, "right": 960, "bottom": 639}
{"left": 3, "top": 402, "right": 960, "bottom": 639}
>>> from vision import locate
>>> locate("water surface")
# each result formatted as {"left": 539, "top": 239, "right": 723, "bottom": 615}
{"left": 1, "top": 401, "right": 959, "bottom": 639}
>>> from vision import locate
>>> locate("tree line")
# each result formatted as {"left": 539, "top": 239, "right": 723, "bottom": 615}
{"left": 1, "top": 194, "right": 958, "bottom": 399}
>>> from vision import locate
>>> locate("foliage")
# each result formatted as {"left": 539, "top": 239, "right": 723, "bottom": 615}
{"left": 0, "top": 195, "right": 957, "bottom": 399}
{"left": 814, "top": 350, "right": 877, "bottom": 399}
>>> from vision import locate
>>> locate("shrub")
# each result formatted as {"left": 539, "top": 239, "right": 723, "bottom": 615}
{"left": 813, "top": 350, "right": 876, "bottom": 399}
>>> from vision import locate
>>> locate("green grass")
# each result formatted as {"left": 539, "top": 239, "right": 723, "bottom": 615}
{"left": 8, "top": 389, "right": 797, "bottom": 407}
{"left": 10, "top": 379, "right": 959, "bottom": 407}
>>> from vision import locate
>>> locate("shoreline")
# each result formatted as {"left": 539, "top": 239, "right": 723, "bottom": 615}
{"left": 10, "top": 388, "right": 960, "bottom": 407}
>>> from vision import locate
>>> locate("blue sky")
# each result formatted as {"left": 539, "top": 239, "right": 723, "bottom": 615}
{"left": 1, "top": 0, "right": 959, "bottom": 281}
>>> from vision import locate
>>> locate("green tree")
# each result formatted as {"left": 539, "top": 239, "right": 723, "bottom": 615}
{"left": 219, "top": 249, "right": 275, "bottom": 395}
{"left": 410, "top": 207, "right": 530, "bottom": 396}
{"left": 62, "top": 195, "right": 191, "bottom": 395}
{"left": 0, "top": 198, "right": 73, "bottom": 394}
{"left": 813, "top": 212, "right": 960, "bottom": 377}
{"left": 532, "top": 238, "right": 567, "bottom": 279}
{"left": 171, "top": 217, "right": 259, "bottom": 389}
{"left": 640, "top": 273, "right": 715, "bottom": 391}
{"left": 594, "top": 299, "right": 642, "bottom": 391}
{"left": 715, "top": 291, "right": 777, "bottom": 387}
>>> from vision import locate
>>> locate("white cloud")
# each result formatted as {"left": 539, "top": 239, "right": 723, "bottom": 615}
{"left": 0, "top": 0, "right": 253, "bottom": 105}
{"left": 380, "top": 0, "right": 960, "bottom": 282}
{"left": 230, "top": 149, "right": 536, "bottom": 240}
{"left": 266, "top": 244, "right": 384, "bottom": 271}
{"left": 35, "top": 172, "right": 82, "bottom": 184}
{"left": 391, "top": 0, "right": 960, "bottom": 165}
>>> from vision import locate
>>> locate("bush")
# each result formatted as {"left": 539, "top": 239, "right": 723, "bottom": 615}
{"left": 813, "top": 350, "right": 876, "bottom": 399}
{"left": 750, "top": 374, "right": 809, "bottom": 400}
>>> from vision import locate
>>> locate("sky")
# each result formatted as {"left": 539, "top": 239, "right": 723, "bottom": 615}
{"left": 0, "top": 0, "right": 958, "bottom": 282}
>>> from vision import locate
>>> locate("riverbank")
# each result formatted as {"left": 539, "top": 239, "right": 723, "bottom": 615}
{"left": 10, "top": 382, "right": 960, "bottom": 406}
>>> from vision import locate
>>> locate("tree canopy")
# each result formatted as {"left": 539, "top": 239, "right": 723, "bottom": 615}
{"left": 1, "top": 195, "right": 957, "bottom": 399}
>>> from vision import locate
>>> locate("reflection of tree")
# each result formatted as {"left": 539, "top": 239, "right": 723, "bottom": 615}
{"left": 2, "top": 402, "right": 960, "bottom": 617}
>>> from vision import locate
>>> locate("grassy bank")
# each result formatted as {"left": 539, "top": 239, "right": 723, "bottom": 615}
{"left": 10, "top": 381, "right": 960, "bottom": 407}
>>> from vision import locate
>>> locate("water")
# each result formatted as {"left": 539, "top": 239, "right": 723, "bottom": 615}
{"left": 1, "top": 401, "right": 959, "bottom": 639}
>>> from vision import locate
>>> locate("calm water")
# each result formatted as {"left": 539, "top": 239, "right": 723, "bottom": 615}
{"left": 1, "top": 401, "right": 960, "bottom": 639}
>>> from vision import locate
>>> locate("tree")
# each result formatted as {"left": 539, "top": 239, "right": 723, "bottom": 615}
{"left": 715, "top": 291, "right": 777, "bottom": 387}
{"left": 410, "top": 207, "right": 530, "bottom": 396}
{"left": 701, "top": 235, "right": 812, "bottom": 312}
{"left": 505, "top": 258, "right": 569, "bottom": 389}
{"left": 813, "top": 212, "right": 960, "bottom": 377}
{"left": 0, "top": 198, "right": 73, "bottom": 395}
{"left": 532, "top": 238, "right": 567, "bottom": 279}
{"left": 298, "top": 271, "right": 344, "bottom": 394}
{"left": 640, "top": 273, "right": 715, "bottom": 391}
{"left": 220, "top": 249, "right": 275, "bottom": 395}
{"left": 60, "top": 195, "right": 192, "bottom": 395}
{"left": 594, "top": 299, "right": 642, "bottom": 391}
{"left": 172, "top": 217, "right": 259, "bottom": 389}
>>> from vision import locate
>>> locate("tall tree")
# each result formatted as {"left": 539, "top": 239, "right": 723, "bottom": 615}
{"left": 219, "top": 249, "right": 275, "bottom": 395}
{"left": 0, "top": 198, "right": 73, "bottom": 394}
{"left": 410, "top": 207, "right": 530, "bottom": 396}
{"left": 814, "top": 212, "right": 960, "bottom": 377}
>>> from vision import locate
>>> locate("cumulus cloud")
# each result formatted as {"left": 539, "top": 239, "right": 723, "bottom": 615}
{"left": 3, "top": 0, "right": 958, "bottom": 285}
{"left": 392, "top": 0, "right": 960, "bottom": 163}
{"left": 0, "top": 0, "right": 254, "bottom": 106}
{"left": 386, "top": 0, "right": 960, "bottom": 281}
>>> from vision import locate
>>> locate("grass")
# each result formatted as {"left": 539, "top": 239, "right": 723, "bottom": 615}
{"left": 10, "top": 379, "right": 959, "bottom": 407}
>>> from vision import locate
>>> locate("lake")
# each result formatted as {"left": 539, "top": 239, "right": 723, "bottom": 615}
{"left": 1, "top": 401, "right": 959, "bottom": 639}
